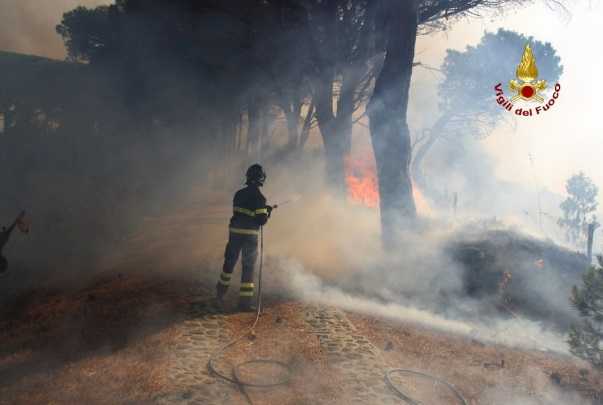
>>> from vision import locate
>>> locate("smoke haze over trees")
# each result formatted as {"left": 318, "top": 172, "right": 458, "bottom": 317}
{"left": 4, "top": 3, "right": 603, "bottom": 404}
{"left": 0, "top": 1, "right": 580, "bottom": 280}
{"left": 50, "top": 0, "right": 536, "bottom": 249}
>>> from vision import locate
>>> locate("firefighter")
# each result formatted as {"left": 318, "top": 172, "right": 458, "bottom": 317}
{"left": 216, "top": 164, "right": 272, "bottom": 312}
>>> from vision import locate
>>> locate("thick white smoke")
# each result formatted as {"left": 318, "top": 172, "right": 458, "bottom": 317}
{"left": 278, "top": 257, "right": 569, "bottom": 353}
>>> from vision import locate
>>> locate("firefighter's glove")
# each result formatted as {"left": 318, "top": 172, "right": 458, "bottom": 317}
{"left": 266, "top": 205, "right": 273, "bottom": 217}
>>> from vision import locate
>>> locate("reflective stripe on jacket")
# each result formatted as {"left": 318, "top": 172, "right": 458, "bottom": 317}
{"left": 228, "top": 185, "right": 269, "bottom": 234}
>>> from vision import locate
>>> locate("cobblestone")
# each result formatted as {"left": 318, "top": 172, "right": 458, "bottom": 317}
{"left": 304, "top": 305, "right": 401, "bottom": 404}
{"left": 159, "top": 298, "right": 403, "bottom": 404}
{"left": 157, "top": 297, "right": 236, "bottom": 405}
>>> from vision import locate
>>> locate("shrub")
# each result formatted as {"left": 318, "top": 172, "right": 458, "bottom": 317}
{"left": 569, "top": 256, "right": 603, "bottom": 368}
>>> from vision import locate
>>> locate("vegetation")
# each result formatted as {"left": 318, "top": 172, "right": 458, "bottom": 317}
{"left": 412, "top": 28, "right": 563, "bottom": 202}
{"left": 569, "top": 255, "right": 603, "bottom": 368}
{"left": 558, "top": 172, "right": 599, "bottom": 245}
{"left": 1, "top": 1, "right": 537, "bottom": 256}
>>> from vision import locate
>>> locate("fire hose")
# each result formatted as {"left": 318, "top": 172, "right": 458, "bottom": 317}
{"left": 206, "top": 204, "right": 468, "bottom": 405}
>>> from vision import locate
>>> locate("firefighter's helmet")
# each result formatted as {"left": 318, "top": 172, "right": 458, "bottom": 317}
{"left": 246, "top": 164, "right": 266, "bottom": 186}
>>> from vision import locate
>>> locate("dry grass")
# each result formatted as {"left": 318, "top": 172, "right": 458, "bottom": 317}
{"left": 348, "top": 311, "right": 603, "bottom": 404}
{"left": 0, "top": 273, "right": 190, "bottom": 405}
{"left": 2, "top": 274, "right": 603, "bottom": 404}
{"left": 3, "top": 193, "right": 602, "bottom": 404}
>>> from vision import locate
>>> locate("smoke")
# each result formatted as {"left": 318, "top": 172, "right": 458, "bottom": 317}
{"left": 0, "top": 0, "right": 109, "bottom": 59}
{"left": 0, "top": 6, "right": 585, "bottom": 357}
{"left": 273, "top": 256, "right": 569, "bottom": 353}
{"left": 223, "top": 161, "right": 580, "bottom": 354}
{"left": 1, "top": 4, "right": 599, "bottom": 405}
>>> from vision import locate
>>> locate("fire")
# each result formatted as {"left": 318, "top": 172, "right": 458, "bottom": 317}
{"left": 345, "top": 156, "right": 379, "bottom": 208}
{"left": 345, "top": 155, "right": 432, "bottom": 215}
{"left": 413, "top": 185, "right": 432, "bottom": 216}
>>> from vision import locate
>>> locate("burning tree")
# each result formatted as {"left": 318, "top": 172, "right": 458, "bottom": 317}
{"left": 558, "top": 172, "right": 599, "bottom": 245}
{"left": 569, "top": 255, "right": 603, "bottom": 368}
{"left": 56, "top": 0, "right": 564, "bottom": 249}
{"left": 365, "top": 0, "right": 544, "bottom": 249}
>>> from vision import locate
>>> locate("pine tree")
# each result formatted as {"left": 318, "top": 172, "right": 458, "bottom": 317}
{"left": 569, "top": 255, "right": 603, "bottom": 368}
{"left": 558, "top": 172, "right": 598, "bottom": 245}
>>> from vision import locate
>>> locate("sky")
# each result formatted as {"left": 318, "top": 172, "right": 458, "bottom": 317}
{"left": 0, "top": 0, "right": 601, "bottom": 206}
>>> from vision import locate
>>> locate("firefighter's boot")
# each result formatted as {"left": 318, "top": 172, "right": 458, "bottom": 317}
{"left": 238, "top": 301, "right": 257, "bottom": 313}
{"left": 238, "top": 292, "right": 257, "bottom": 313}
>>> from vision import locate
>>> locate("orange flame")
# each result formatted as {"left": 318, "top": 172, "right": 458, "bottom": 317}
{"left": 345, "top": 156, "right": 380, "bottom": 208}
{"left": 345, "top": 155, "right": 431, "bottom": 215}
{"left": 413, "top": 184, "right": 432, "bottom": 216}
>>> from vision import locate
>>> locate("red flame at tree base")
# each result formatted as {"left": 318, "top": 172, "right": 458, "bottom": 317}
{"left": 345, "top": 154, "right": 431, "bottom": 215}
{"left": 345, "top": 156, "right": 380, "bottom": 208}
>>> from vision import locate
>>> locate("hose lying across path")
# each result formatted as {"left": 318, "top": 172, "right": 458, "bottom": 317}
{"left": 207, "top": 227, "right": 468, "bottom": 405}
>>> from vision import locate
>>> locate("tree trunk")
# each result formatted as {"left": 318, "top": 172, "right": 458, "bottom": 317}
{"left": 315, "top": 66, "right": 364, "bottom": 196}
{"left": 410, "top": 115, "right": 445, "bottom": 196}
{"left": 285, "top": 109, "right": 299, "bottom": 149}
{"left": 320, "top": 122, "right": 347, "bottom": 195}
{"left": 315, "top": 73, "right": 346, "bottom": 195}
{"left": 298, "top": 101, "right": 314, "bottom": 150}
{"left": 337, "top": 67, "right": 359, "bottom": 157}
{"left": 367, "top": 0, "right": 418, "bottom": 250}
{"left": 279, "top": 95, "right": 302, "bottom": 151}
{"left": 247, "top": 100, "right": 261, "bottom": 154}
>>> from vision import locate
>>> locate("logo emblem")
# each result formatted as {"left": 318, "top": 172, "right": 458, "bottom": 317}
{"left": 509, "top": 43, "right": 547, "bottom": 103}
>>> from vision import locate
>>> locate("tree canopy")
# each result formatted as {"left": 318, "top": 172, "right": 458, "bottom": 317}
{"left": 439, "top": 28, "right": 563, "bottom": 128}
{"left": 412, "top": 28, "right": 564, "bottom": 201}
{"left": 558, "top": 172, "right": 599, "bottom": 245}
{"left": 52, "top": 0, "right": 541, "bottom": 246}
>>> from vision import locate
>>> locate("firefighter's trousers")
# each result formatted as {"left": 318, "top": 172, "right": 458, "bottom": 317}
{"left": 216, "top": 232, "right": 258, "bottom": 307}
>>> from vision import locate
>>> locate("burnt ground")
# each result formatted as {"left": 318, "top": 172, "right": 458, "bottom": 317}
{"left": 2, "top": 194, "right": 602, "bottom": 404}
{"left": 0, "top": 272, "right": 186, "bottom": 404}
{"left": 2, "top": 269, "right": 603, "bottom": 405}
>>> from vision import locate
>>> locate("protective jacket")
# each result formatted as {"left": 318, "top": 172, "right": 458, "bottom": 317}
{"left": 228, "top": 185, "right": 270, "bottom": 236}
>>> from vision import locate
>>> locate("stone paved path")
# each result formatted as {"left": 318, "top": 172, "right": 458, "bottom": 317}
{"left": 303, "top": 305, "right": 401, "bottom": 404}
{"left": 155, "top": 299, "right": 406, "bottom": 404}
{"left": 155, "top": 297, "right": 238, "bottom": 405}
